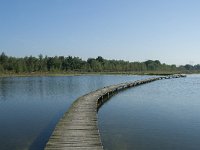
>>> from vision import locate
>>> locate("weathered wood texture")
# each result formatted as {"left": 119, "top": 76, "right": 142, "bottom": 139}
{"left": 44, "top": 74, "right": 186, "bottom": 150}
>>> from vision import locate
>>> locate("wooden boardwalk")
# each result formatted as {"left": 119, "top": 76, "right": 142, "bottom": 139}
{"left": 44, "top": 74, "right": 186, "bottom": 150}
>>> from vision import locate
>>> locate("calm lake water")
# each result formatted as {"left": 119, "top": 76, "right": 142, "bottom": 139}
{"left": 98, "top": 74, "right": 200, "bottom": 150}
{"left": 0, "top": 75, "right": 149, "bottom": 150}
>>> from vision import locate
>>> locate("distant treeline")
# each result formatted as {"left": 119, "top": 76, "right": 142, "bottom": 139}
{"left": 0, "top": 52, "right": 199, "bottom": 74}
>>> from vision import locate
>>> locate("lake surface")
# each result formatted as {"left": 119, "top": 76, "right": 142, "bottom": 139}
{"left": 98, "top": 74, "right": 200, "bottom": 150}
{"left": 0, "top": 75, "right": 149, "bottom": 150}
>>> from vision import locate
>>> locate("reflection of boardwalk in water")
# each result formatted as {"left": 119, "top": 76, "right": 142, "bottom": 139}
{"left": 45, "top": 74, "right": 186, "bottom": 150}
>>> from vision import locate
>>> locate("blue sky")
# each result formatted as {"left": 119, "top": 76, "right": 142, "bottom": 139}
{"left": 0, "top": 0, "right": 200, "bottom": 65}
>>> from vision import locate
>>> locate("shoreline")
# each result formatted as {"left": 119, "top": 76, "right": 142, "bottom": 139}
{"left": 0, "top": 71, "right": 188, "bottom": 78}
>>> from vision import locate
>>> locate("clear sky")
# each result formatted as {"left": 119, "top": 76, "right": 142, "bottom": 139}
{"left": 0, "top": 0, "right": 200, "bottom": 65}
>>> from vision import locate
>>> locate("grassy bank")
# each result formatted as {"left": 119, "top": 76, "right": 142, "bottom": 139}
{"left": 0, "top": 70, "right": 189, "bottom": 78}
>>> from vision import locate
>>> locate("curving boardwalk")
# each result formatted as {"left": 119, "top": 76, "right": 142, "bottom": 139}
{"left": 44, "top": 74, "right": 186, "bottom": 150}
